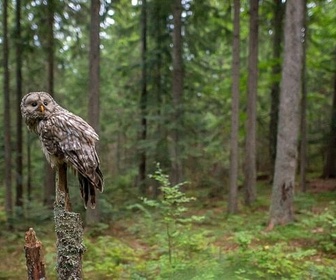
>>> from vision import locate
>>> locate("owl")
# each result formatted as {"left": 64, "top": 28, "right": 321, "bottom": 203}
{"left": 21, "top": 91, "right": 103, "bottom": 209}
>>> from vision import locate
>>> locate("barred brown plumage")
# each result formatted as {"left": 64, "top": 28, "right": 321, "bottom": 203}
{"left": 21, "top": 91, "right": 103, "bottom": 209}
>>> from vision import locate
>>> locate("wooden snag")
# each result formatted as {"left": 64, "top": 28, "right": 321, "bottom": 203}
{"left": 24, "top": 228, "right": 47, "bottom": 280}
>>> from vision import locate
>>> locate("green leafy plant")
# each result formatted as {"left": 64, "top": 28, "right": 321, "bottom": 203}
{"left": 234, "top": 231, "right": 253, "bottom": 251}
{"left": 142, "top": 163, "right": 205, "bottom": 266}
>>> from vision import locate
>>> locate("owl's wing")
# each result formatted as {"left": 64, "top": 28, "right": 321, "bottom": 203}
{"left": 45, "top": 111, "right": 100, "bottom": 175}
{"left": 47, "top": 111, "right": 103, "bottom": 208}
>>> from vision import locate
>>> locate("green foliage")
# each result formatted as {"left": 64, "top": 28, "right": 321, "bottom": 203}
{"left": 83, "top": 235, "right": 141, "bottom": 279}
{"left": 140, "top": 164, "right": 207, "bottom": 276}
{"left": 233, "top": 231, "right": 253, "bottom": 251}
{"left": 301, "top": 202, "right": 336, "bottom": 253}
{"left": 1, "top": 183, "right": 336, "bottom": 279}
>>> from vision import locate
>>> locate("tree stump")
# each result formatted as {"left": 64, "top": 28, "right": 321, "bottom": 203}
{"left": 24, "top": 228, "right": 46, "bottom": 280}
{"left": 54, "top": 164, "right": 85, "bottom": 280}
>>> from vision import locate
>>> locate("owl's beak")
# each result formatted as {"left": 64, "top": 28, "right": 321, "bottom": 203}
{"left": 40, "top": 104, "right": 45, "bottom": 113}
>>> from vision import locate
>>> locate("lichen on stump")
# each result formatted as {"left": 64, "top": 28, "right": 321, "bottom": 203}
{"left": 54, "top": 191, "right": 86, "bottom": 280}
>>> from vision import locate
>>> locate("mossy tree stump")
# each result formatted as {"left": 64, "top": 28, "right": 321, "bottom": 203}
{"left": 54, "top": 163, "right": 85, "bottom": 279}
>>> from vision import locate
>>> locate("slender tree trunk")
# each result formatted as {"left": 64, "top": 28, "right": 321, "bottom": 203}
{"left": 300, "top": 0, "right": 308, "bottom": 192}
{"left": 87, "top": 0, "right": 101, "bottom": 225}
{"left": 268, "top": 0, "right": 304, "bottom": 229}
{"left": 153, "top": 2, "right": 166, "bottom": 198}
{"left": 15, "top": 0, "right": 24, "bottom": 209}
{"left": 244, "top": 0, "right": 259, "bottom": 206}
{"left": 323, "top": 66, "right": 336, "bottom": 178}
{"left": 27, "top": 135, "right": 32, "bottom": 201}
{"left": 44, "top": 0, "right": 56, "bottom": 208}
{"left": 170, "top": 0, "right": 184, "bottom": 185}
{"left": 138, "top": 0, "right": 148, "bottom": 195}
{"left": 269, "top": 0, "right": 285, "bottom": 177}
{"left": 228, "top": 0, "right": 240, "bottom": 214}
{"left": 3, "top": 0, "right": 13, "bottom": 226}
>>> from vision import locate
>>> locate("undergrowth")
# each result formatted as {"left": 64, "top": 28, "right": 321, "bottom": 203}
{"left": 1, "top": 175, "right": 336, "bottom": 279}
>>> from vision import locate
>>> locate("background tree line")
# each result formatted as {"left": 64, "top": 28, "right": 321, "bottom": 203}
{"left": 1, "top": 0, "right": 336, "bottom": 227}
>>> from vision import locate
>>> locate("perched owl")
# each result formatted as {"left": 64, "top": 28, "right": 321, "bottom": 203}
{"left": 21, "top": 91, "right": 103, "bottom": 209}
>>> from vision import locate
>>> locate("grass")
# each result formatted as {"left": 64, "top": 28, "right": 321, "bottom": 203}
{"left": 1, "top": 179, "right": 336, "bottom": 279}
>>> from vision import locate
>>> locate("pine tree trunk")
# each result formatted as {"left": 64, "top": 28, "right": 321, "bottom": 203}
{"left": 15, "top": 0, "right": 24, "bottom": 210}
{"left": 300, "top": 0, "right": 308, "bottom": 192}
{"left": 244, "top": 0, "right": 259, "bottom": 206}
{"left": 3, "top": 0, "right": 13, "bottom": 226}
{"left": 87, "top": 0, "right": 101, "bottom": 225}
{"left": 228, "top": 0, "right": 240, "bottom": 214}
{"left": 322, "top": 69, "right": 336, "bottom": 178}
{"left": 268, "top": 0, "right": 304, "bottom": 229}
{"left": 170, "top": 0, "right": 184, "bottom": 185}
{"left": 44, "top": 0, "right": 56, "bottom": 208}
{"left": 138, "top": 0, "right": 148, "bottom": 195}
{"left": 269, "top": 0, "right": 285, "bottom": 178}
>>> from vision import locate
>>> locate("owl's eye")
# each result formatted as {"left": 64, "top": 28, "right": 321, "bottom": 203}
{"left": 31, "top": 102, "right": 37, "bottom": 107}
{"left": 43, "top": 101, "right": 48, "bottom": 106}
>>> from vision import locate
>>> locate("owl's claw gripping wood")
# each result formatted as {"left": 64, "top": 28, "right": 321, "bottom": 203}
{"left": 21, "top": 92, "right": 104, "bottom": 209}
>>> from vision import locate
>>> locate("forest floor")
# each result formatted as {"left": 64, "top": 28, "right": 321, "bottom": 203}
{"left": 1, "top": 178, "right": 336, "bottom": 279}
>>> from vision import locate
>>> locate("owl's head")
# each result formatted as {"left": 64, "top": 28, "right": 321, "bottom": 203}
{"left": 21, "top": 92, "right": 57, "bottom": 130}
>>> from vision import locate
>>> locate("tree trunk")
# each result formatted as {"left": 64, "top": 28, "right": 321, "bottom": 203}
{"left": 44, "top": 0, "right": 56, "bottom": 208}
{"left": 228, "top": 0, "right": 240, "bottom": 214}
{"left": 27, "top": 135, "right": 32, "bottom": 201}
{"left": 138, "top": 0, "right": 148, "bottom": 195}
{"left": 268, "top": 0, "right": 304, "bottom": 229}
{"left": 15, "top": 0, "right": 23, "bottom": 209}
{"left": 300, "top": 0, "right": 308, "bottom": 192}
{"left": 153, "top": 2, "right": 167, "bottom": 198}
{"left": 322, "top": 53, "right": 336, "bottom": 178}
{"left": 3, "top": 0, "right": 13, "bottom": 226}
{"left": 244, "top": 0, "right": 259, "bottom": 206}
{"left": 269, "top": 0, "right": 285, "bottom": 178}
{"left": 87, "top": 0, "right": 101, "bottom": 225}
{"left": 170, "top": 0, "right": 184, "bottom": 185}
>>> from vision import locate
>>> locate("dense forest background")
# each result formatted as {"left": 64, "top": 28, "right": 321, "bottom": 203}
{"left": 1, "top": 0, "right": 336, "bottom": 279}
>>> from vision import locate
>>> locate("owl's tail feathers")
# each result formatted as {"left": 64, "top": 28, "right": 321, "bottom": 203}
{"left": 78, "top": 167, "right": 104, "bottom": 209}
{"left": 78, "top": 174, "right": 90, "bottom": 208}
{"left": 95, "top": 166, "right": 104, "bottom": 193}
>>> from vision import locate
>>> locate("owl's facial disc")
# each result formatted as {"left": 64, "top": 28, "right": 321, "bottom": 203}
{"left": 22, "top": 94, "right": 54, "bottom": 119}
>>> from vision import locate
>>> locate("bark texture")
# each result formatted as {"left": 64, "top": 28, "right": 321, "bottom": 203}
{"left": 24, "top": 228, "right": 46, "bottom": 280}
{"left": 269, "top": 0, "right": 304, "bottom": 229}
{"left": 244, "top": 0, "right": 259, "bottom": 205}
{"left": 43, "top": 0, "right": 56, "bottom": 208}
{"left": 228, "top": 0, "right": 240, "bottom": 214}
{"left": 170, "top": 0, "right": 184, "bottom": 185}
{"left": 269, "top": 0, "right": 285, "bottom": 176}
{"left": 3, "top": 0, "right": 13, "bottom": 225}
{"left": 55, "top": 165, "right": 85, "bottom": 279}
{"left": 87, "top": 0, "right": 101, "bottom": 225}
{"left": 139, "top": 0, "right": 148, "bottom": 195}
{"left": 300, "top": 0, "right": 308, "bottom": 192}
{"left": 322, "top": 68, "right": 336, "bottom": 178}
{"left": 15, "top": 0, "right": 23, "bottom": 208}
